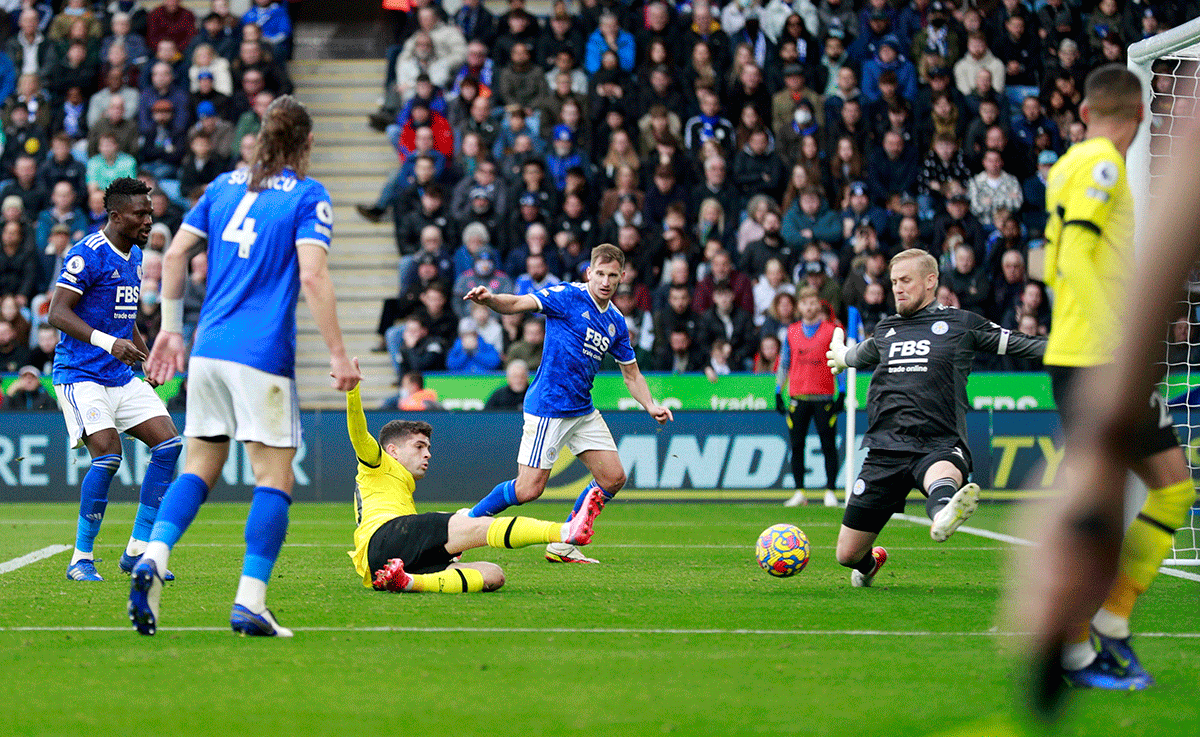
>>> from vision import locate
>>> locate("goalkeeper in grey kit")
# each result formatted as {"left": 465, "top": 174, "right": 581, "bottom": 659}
{"left": 825, "top": 249, "right": 1046, "bottom": 587}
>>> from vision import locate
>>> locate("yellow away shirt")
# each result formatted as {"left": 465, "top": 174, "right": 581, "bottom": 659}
{"left": 1043, "top": 136, "right": 1134, "bottom": 367}
{"left": 346, "top": 385, "right": 418, "bottom": 587}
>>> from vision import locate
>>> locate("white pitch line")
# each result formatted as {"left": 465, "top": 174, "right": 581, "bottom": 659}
{"left": 0, "top": 519, "right": 848, "bottom": 528}
{"left": 0, "top": 545, "right": 71, "bottom": 574}
{"left": 892, "top": 514, "right": 1033, "bottom": 546}
{"left": 1158, "top": 567, "right": 1200, "bottom": 582}
{"left": 0, "top": 625, "right": 1197, "bottom": 637}
{"left": 126, "top": 540, "right": 1008, "bottom": 552}
{"left": 892, "top": 513, "right": 1200, "bottom": 582}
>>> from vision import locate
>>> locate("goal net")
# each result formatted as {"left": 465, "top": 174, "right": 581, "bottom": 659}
{"left": 1129, "top": 19, "right": 1200, "bottom": 565}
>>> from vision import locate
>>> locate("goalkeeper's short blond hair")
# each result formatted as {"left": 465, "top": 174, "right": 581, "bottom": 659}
{"left": 890, "top": 248, "right": 939, "bottom": 277}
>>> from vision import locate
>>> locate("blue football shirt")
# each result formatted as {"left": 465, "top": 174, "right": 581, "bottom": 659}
{"left": 180, "top": 167, "right": 333, "bottom": 378}
{"left": 52, "top": 231, "right": 142, "bottom": 387}
{"left": 523, "top": 282, "right": 635, "bottom": 418}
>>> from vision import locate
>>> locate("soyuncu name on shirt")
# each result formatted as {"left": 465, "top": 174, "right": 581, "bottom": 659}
{"left": 225, "top": 169, "right": 298, "bottom": 191}
{"left": 114, "top": 284, "right": 139, "bottom": 319}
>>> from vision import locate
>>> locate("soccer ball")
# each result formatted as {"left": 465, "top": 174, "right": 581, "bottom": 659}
{"left": 755, "top": 523, "right": 810, "bottom": 577}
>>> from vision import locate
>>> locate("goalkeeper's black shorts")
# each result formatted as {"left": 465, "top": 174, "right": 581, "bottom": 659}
{"left": 841, "top": 443, "right": 972, "bottom": 534}
{"left": 1047, "top": 364, "right": 1180, "bottom": 459}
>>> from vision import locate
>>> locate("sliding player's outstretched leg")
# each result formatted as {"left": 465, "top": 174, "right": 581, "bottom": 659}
{"left": 373, "top": 511, "right": 601, "bottom": 593}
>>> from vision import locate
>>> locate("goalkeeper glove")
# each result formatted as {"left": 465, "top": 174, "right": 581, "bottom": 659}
{"left": 826, "top": 327, "right": 849, "bottom": 375}
{"left": 775, "top": 390, "right": 787, "bottom": 416}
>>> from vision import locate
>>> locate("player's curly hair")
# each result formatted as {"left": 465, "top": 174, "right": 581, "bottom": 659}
{"left": 103, "top": 177, "right": 151, "bottom": 213}
{"left": 248, "top": 94, "right": 313, "bottom": 192}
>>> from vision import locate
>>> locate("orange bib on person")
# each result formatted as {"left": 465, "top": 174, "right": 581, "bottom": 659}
{"left": 786, "top": 321, "right": 836, "bottom": 397}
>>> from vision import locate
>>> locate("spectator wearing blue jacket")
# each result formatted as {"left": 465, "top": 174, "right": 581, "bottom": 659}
{"left": 242, "top": 0, "right": 292, "bottom": 60}
{"left": 584, "top": 12, "right": 635, "bottom": 74}
{"left": 839, "top": 181, "right": 890, "bottom": 244}
{"left": 447, "top": 317, "right": 502, "bottom": 373}
{"left": 861, "top": 36, "right": 917, "bottom": 104}
{"left": 545, "top": 124, "right": 583, "bottom": 191}
{"left": 1011, "top": 95, "right": 1062, "bottom": 155}
{"left": 1021, "top": 149, "right": 1056, "bottom": 240}
{"left": 848, "top": 8, "right": 894, "bottom": 66}
{"left": 782, "top": 187, "right": 843, "bottom": 251}
{"left": 0, "top": 49, "right": 18, "bottom": 104}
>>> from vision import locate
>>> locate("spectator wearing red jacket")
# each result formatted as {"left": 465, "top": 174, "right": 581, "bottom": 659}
{"left": 691, "top": 248, "right": 754, "bottom": 315}
{"left": 147, "top": 0, "right": 196, "bottom": 54}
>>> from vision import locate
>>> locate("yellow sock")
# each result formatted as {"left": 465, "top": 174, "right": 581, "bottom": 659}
{"left": 1100, "top": 573, "right": 1141, "bottom": 621}
{"left": 486, "top": 517, "right": 562, "bottom": 549}
{"left": 1119, "top": 479, "right": 1195, "bottom": 590}
{"left": 1093, "top": 479, "right": 1195, "bottom": 633}
{"left": 410, "top": 567, "right": 485, "bottom": 593}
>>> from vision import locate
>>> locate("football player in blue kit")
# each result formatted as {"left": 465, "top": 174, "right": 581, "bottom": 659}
{"left": 130, "top": 96, "right": 359, "bottom": 636}
{"left": 48, "top": 178, "right": 183, "bottom": 583}
{"left": 462, "top": 243, "right": 673, "bottom": 563}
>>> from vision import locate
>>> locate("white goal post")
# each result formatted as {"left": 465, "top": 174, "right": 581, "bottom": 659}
{"left": 1128, "top": 19, "right": 1200, "bottom": 565}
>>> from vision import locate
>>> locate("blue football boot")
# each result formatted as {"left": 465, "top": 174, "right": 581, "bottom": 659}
{"left": 119, "top": 551, "right": 174, "bottom": 581}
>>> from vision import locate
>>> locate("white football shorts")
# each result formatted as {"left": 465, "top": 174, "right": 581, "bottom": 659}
{"left": 184, "top": 356, "right": 301, "bottom": 448}
{"left": 56, "top": 377, "right": 170, "bottom": 449}
{"left": 517, "top": 409, "right": 617, "bottom": 469}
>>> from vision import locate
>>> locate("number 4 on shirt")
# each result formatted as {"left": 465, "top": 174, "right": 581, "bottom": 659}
{"left": 222, "top": 192, "right": 260, "bottom": 258}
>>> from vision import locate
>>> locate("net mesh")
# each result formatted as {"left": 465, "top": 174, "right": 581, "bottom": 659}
{"left": 1147, "top": 52, "right": 1200, "bottom": 564}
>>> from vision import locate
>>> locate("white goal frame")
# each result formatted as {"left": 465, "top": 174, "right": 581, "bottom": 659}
{"left": 1128, "top": 19, "right": 1200, "bottom": 566}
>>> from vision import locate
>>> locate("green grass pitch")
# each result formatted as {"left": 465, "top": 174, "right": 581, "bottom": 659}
{"left": 1, "top": 501, "right": 1196, "bottom": 737}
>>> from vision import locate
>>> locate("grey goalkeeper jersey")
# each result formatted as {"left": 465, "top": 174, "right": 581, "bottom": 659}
{"left": 845, "top": 303, "right": 1046, "bottom": 455}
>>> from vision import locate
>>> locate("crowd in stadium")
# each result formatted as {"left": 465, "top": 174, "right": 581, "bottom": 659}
{"left": 0, "top": 0, "right": 293, "bottom": 408}
{"left": 0, "top": 0, "right": 1190, "bottom": 401}
{"left": 359, "top": 0, "right": 1187, "bottom": 385}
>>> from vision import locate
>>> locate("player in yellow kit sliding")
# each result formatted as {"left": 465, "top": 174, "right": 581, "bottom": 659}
{"left": 1039, "top": 64, "right": 1196, "bottom": 692}
{"left": 343, "top": 359, "right": 605, "bottom": 593}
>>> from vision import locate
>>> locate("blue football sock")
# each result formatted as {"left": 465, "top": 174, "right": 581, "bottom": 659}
{"left": 149, "top": 473, "right": 209, "bottom": 551}
{"left": 242, "top": 487, "right": 291, "bottom": 583}
{"left": 75, "top": 454, "right": 121, "bottom": 554}
{"left": 470, "top": 479, "right": 519, "bottom": 517}
{"left": 567, "top": 480, "right": 614, "bottom": 521}
{"left": 131, "top": 437, "right": 182, "bottom": 542}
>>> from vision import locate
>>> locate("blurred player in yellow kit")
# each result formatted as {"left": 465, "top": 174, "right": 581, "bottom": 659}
{"left": 1031, "top": 63, "right": 1197, "bottom": 701}
{"left": 342, "top": 358, "right": 605, "bottom": 593}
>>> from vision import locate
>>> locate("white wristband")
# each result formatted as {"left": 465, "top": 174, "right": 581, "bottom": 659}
{"left": 160, "top": 297, "right": 184, "bottom": 335}
{"left": 89, "top": 330, "right": 117, "bottom": 354}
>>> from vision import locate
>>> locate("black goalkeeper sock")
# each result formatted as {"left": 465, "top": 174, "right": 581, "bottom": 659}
{"left": 925, "top": 477, "right": 959, "bottom": 519}
{"left": 853, "top": 550, "right": 878, "bottom": 575}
